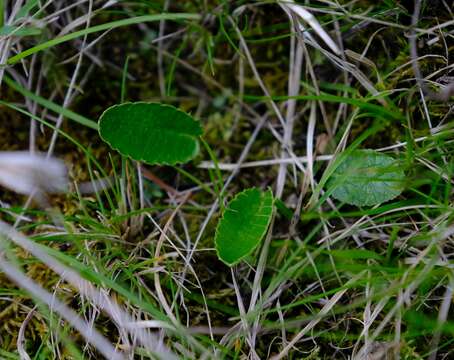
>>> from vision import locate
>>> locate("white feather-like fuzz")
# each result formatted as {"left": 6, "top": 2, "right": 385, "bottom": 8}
{"left": 0, "top": 152, "right": 68, "bottom": 196}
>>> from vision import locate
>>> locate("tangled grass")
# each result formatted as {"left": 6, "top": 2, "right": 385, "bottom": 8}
{"left": 0, "top": 0, "right": 454, "bottom": 359}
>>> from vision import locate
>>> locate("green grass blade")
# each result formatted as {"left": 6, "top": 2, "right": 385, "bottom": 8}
{"left": 6, "top": 13, "right": 201, "bottom": 65}
{"left": 3, "top": 75, "right": 98, "bottom": 130}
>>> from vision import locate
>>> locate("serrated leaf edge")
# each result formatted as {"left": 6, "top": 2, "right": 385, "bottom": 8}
{"left": 215, "top": 187, "right": 274, "bottom": 267}
{"left": 98, "top": 101, "right": 203, "bottom": 166}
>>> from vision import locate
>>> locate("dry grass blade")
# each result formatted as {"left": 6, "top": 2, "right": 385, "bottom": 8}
{"left": 0, "top": 220, "right": 178, "bottom": 359}
{"left": 16, "top": 305, "right": 36, "bottom": 360}
{"left": 1, "top": 0, "right": 453, "bottom": 358}
{"left": 0, "top": 253, "right": 124, "bottom": 360}
{"left": 280, "top": 0, "right": 341, "bottom": 55}
{"left": 271, "top": 273, "right": 364, "bottom": 360}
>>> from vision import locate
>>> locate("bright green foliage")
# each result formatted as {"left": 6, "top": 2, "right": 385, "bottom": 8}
{"left": 215, "top": 188, "right": 274, "bottom": 266}
{"left": 328, "top": 149, "right": 405, "bottom": 206}
{"left": 99, "top": 102, "right": 203, "bottom": 165}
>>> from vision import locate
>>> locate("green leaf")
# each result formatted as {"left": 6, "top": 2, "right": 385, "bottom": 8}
{"left": 215, "top": 188, "right": 274, "bottom": 266}
{"left": 327, "top": 149, "right": 405, "bottom": 206}
{"left": 99, "top": 102, "right": 203, "bottom": 165}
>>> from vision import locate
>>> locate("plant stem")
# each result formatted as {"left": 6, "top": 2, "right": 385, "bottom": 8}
{"left": 0, "top": 0, "right": 4, "bottom": 28}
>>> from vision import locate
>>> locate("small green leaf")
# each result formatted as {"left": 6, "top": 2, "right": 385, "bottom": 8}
{"left": 328, "top": 149, "right": 405, "bottom": 206}
{"left": 99, "top": 102, "right": 203, "bottom": 165}
{"left": 215, "top": 188, "right": 274, "bottom": 266}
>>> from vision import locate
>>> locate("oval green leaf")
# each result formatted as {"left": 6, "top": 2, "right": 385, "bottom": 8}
{"left": 327, "top": 149, "right": 405, "bottom": 206}
{"left": 215, "top": 188, "right": 274, "bottom": 266}
{"left": 99, "top": 102, "right": 203, "bottom": 165}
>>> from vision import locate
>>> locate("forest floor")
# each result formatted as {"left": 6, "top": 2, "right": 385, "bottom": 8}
{"left": 0, "top": 1, "right": 454, "bottom": 359}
